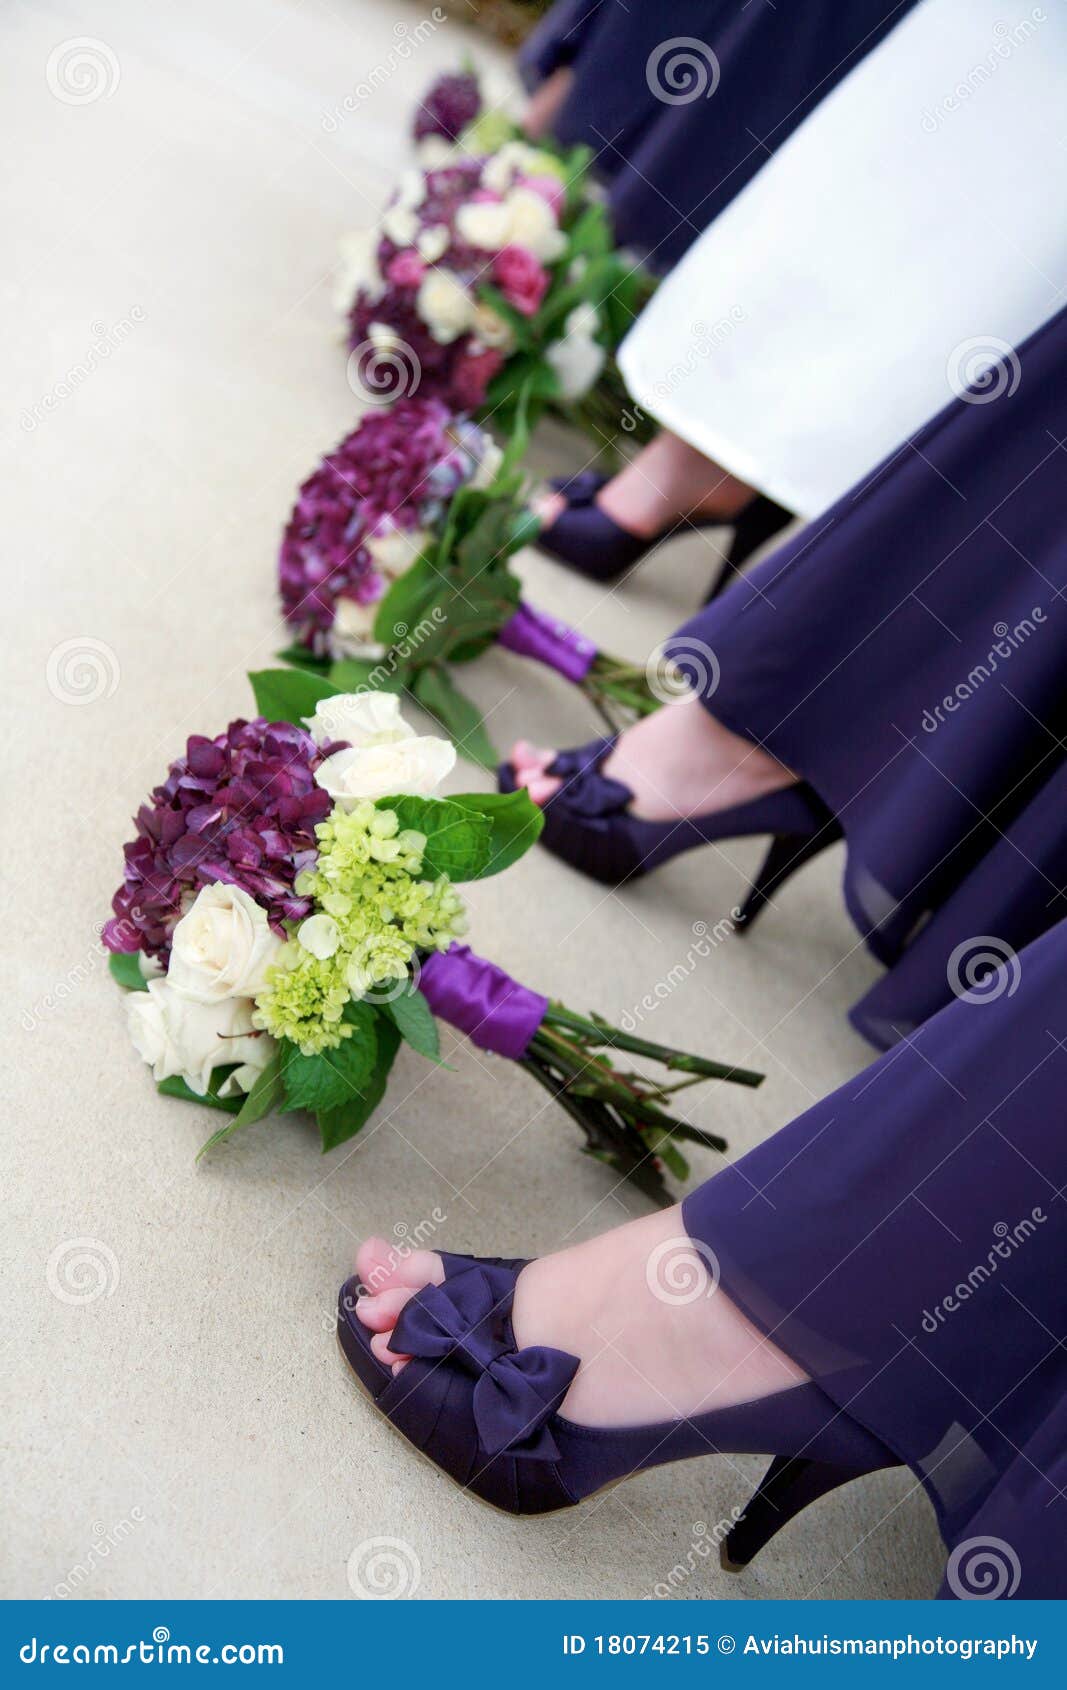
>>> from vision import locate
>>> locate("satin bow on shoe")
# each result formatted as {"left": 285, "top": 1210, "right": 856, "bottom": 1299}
{"left": 390, "top": 1266, "right": 579, "bottom": 1461}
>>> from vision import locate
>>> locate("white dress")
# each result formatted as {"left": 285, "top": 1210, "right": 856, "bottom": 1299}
{"left": 619, "top": 0, "right": 1067, "bottom": 518}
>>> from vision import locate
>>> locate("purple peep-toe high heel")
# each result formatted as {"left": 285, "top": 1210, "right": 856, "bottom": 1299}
{"left": 498, "top": 737, "right": 842, "bottom": 930}
{"left": 336, "top": 1256, "right": 896, "bottom": 1563}
{"left": 535, "top": 471, "right": 792, "bottom": 598}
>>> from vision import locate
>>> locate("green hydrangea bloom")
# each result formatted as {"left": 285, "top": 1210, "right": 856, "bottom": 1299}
{"left": 254, "top": 801, "right": 467, "bottom": 1055}
{"left": 459, "top": 109, "right": 519, "bottom": 156}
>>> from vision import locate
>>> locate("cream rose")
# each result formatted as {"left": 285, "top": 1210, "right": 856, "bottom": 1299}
{"left": 504, "top": 188, "right": 566, "bottom": 263}
{"left": 364, "top": 525, "right": 431, "bottom": 577}
{"left": 416, "top": 223, "right": 450, "bottom": 264}
{"left": 166, "top": 884, "right": 283, "bottom": 1005}
{"left": 314, "top": 735, "right": 456, "bottom": 806}
{"left": 304, "top": 690, "right": 417, "bottom": 750}
{"left": 455, "top": 199, "right": 514, "bottom": 254}
{"left": 416, "top": 269, "right": 476, "bottom": 344}
{"left": 546, "top": 305, "right": 606, "bottom": 400}
{"left": 126, "top": 979, "right": 272, "bottom": 1097}
{"left": 382, "top": 203, "right": 419, "bottom": 247}
{"left": 471, "top": 301, "right": 514, "bottom": 352}
{"left": 331, "top": 594, "right": 382, "bottom": 656}
{"left": 333, "top": 229, "right": 383, "bottom": 313}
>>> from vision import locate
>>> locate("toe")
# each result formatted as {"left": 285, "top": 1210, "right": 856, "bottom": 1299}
{"left": 371, "top": 1330, "right": 411, "bottom": 1372}
{"left": 355, "top": 1236, "right": 405, "bottom": 1296}
{"left": 524, "top": 773, "right": 562, "bottom": 807}
{"left": 355, "top": 1287, "right": 415, "bottom": 1332}
{"left": 389, "top": 1249, "right": 446, "bottom": 1291}
{"left": 509, "top": 740, "right": 555, "bottom": 778}
{"left": 531, "top": 490, "right": 565, "bottom": 530}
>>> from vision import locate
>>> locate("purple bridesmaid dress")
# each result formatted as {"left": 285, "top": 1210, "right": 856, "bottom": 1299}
{"left": 684, "top": 915, "right": 1067, "bottom": 1596}
{"left": 669, "top": 303, "right": 1067, "bottom": 1048}
{"left": 519, "top": 0, "right": 919, "bottom": 272}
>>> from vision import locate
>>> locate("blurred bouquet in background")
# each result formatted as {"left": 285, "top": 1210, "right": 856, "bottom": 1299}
{"left": 278, "top": 398, "right": 671, "bottom": 763}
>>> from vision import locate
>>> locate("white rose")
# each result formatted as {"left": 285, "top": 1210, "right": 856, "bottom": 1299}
{"left": 416, "top": 223, "right": 450, "bottom": 264}
{"left": 470, "top": 437, "right": 504, "bottom": 489}
{"left": 315, "top": 735, "right": 456, "bottom": 806}
{"left": 395, "top": 169, "right": 427, "bottom": 211}
{"left": 416, "top": 136, "right": 455, "bottom": 170}
{"left": 481, "top": 142, "right": 546, "bottom": 196}
{"left": 504, "top": 188, "right": 566, "bottom": 263}
{"left": 305, "top": 690, "right": 416, "bottom": 749}
{"left": 331, "top": 594, "right": 381, "bottom": 657}
{"left": 382, "top": 204, "right": 419, "bottom": 247}
{"left": 364, "top": 525, "right": 431, "bottom": 577}
{"left": 333, "top": 229, "right": 382, "bottom": 313}
{"left": 546, "top": 308, "right": 606, "bottom": 400}
{"left": 416, "top": 269, "right": 475, "bottom": 344}
{"left": 455, "top": 199, "right": 514, "bottom": 253}
{"left": 368, "top": 320, "right": 400, "bottom": 351}
{"left": 471, "top": 300, "right": 514, "bottom": 351}
{"left": 166, "top": 884, "right": 284, "bottom": 1005}
{"left": 126, "top": 979, "right": 272, "bottom": 1097}
{"left": 297, "top": 914, "right": 340, "bottom": 960}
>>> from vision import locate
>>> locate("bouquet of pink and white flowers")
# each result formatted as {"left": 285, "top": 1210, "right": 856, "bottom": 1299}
{"left": 337, "top": 129, "right": 654, "bottom": 452}
{"left": 104, "top": 673, "right": 761, "bottom": 1196}
{"left": 278, "top": 398, "right": 671, "bottom": 765}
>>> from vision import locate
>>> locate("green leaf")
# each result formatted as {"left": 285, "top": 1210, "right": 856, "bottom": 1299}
{"left": 158, "top": 1069, "right": 244, "bottom": 1114}
{"left": 383, "top": 984, "right": 442, "bottom": 1064}
{"left": 196, "top": 1050, "right": 284, "bottom": 1159}
{"left": 446, "top": 788, "right": 544, "bottom": 878}
{"left": 276, "top": 644, "right": 330, "bottom": 674}
{"left": 371, "top": 557, "right": 441, "bottom": 647}
{"left": 382, "top": 794, "right": 492, "bottom": 880}
{"left": 109, "top": 951, "right": 148, "bottom": 991}
{"left": 279, "top": 1005, "right": 379, "bottom": 1116}
{"left": 328, "top": 656, "right": 408, "bottom": 695}
{"left": 249, "top": 667, "right": 338, "bottom": 726}
{"left": 412, "top": 667, "right": 498, "bottom": 771}
{"left": 317, "top": 1017, "right": 401, "bottom": 1151}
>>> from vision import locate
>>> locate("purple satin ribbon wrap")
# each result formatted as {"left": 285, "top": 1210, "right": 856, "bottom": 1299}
{"left": 497, "top": 601, "right": 597, "bottom": 684}
{"left": 418, "top": 945, "right": 548, "bottom": 1060}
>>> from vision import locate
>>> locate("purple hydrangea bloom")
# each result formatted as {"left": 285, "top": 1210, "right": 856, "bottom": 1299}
{"left": 412, "top": 72, "right": 482, "bottom": 143}
{"left": 103, "top": 718, "right": 333, "bottom": 961}
{"left": 279, "top": 398, "right": 489, "bottom": 651}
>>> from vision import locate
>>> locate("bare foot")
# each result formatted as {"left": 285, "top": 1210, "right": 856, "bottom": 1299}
{"left": 354, "top": 1206, "right": 807, "bottom": 1426}
{"left": 534, "top": 430, "right": 756, "bottom": 539}
{"left": 509, "top": 696, "right": 796, "bottom": 821}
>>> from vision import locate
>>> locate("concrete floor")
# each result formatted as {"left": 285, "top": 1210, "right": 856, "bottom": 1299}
{"left": 3, "top": 0, "right": 944, "bottom": 1600}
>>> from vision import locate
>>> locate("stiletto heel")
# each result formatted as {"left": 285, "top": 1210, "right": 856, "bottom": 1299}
{"left": 721, "top": 1456, "right": 870, "bottom": 1571}
{"left": 703, "top": 494, "right": 793, "bottom": 603}
{"left": 499, "top": 740, "right": 841, "bottom": 917}
{"left": 734, "top": 826, "right": 841, "bottom": 932}
{"left": 534, "top": 475, "right": 790, "bottom": 588}
{"left": 336, "top": 1255, "right": 897, "bottom": 1524}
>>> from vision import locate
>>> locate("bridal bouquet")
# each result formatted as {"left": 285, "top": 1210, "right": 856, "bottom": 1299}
{"left": 338, "top": 137, "right": 653, "bottom": 451}
{"left": 103, "top": 676, "right": 761, "bottom": 1196}
{"left": 278, "top": 398, "right": 666, "bottom": 765}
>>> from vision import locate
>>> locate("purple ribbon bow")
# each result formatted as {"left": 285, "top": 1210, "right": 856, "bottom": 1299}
{"left": 418, "top": 944, "right": 548, "bottom": 1059}
{"left": 391, "top": 1266, "right": 579, "bottom": 1460}
{"left": 498, "top": 601, "right": 597, "bottom": 684}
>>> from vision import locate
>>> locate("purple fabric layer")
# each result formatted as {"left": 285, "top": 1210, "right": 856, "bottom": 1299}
{"left": 670, "top": 303, "right": 1067, "bottom": 1049}
{"left": 520, "top": 0, "right": 917, "bottom": 273}
{"left": 419, "top": 945, "right": 548, "bottom": 1059}
{"left": 497, "top": 602, "right": 596, "bottom": 684}
{"left": 683, "top": 916, "right": 1067, "bottom": 1587}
